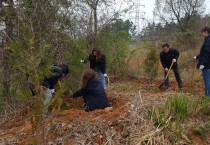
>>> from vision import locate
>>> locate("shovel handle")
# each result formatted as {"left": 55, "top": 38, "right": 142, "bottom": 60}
{"left": 191, "top": 60, "right": 196, "bottom": 81}
{"left": 165, "top": 61, "right": 174, "bottom": 79}
{"left": 105, "top": 76, "right": 110, "bottom": 85}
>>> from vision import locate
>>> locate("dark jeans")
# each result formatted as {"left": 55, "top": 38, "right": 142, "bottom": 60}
{"left": 164, "top": 67, "right": 183, "bottom": 88}
{"left": 202, "top": 69, "right": 210, "bottom": 97}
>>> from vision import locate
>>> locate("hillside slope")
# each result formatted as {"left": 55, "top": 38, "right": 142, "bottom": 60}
{"left": 0, "top": 78, "right": 209, "bottom": 145}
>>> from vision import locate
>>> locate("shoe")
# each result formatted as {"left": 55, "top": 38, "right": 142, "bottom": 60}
{"left": 43, "top": 112, "right": 53, "bottom": 118}
{"left": 163, "top": 85, "right": 169, "bottom": 89}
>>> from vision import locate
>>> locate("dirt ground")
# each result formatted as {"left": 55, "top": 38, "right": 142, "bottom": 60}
{"left": 0, "top": 77, "right": 209, "bottom": 145}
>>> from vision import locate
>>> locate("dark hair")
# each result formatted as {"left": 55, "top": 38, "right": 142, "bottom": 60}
{"left": 201, "top": 27, "right": 210, "bottom": 33}
{"left": 57, "top": 64, "right": 69, "bottom": 76}
{"left": 82, "top": 69, "right": 96, "bottom": 89}
{"left": 92, "top": 48, "right": 102, "bottom": 62}
{"left": 162, "top": 43, "right": 169, "bottom": 48}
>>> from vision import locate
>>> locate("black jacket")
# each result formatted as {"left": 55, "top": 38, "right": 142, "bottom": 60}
{"left": 42, "top": 66, "right": 64, "bottom": 89}
{"left": 160, "top": 48, "right": 179, "bottom": 69}
{"left": 88, "top": 54, "right": 106, "bottom": 74}
{"left": 197, "top": 35, "right": 210, "bottom": 69}
{"left": 73, "top": 78, "right": 110, "bottom": 111}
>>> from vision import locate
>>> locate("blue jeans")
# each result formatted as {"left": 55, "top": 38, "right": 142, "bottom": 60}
{"left": 202, "top": 69, "right": 210, "bottom": 97}
{"left": 94, "top": 67, "right": 106, "bottom": 89}
{"left": 43, "top": 88, "right": 53, "bottom": 116}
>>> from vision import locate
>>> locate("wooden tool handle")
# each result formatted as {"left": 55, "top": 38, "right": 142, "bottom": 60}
{"left": 165, "top": 61, "right": 174, "bottom": 79}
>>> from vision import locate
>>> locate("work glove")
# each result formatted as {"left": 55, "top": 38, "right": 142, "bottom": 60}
{"left": 50, "top": 89, "right": 55, "bottom": 94}
{"left": 80, "top": 59, "right": 85, "bottom": 63}
{"left": 193, "top": 56, "right": 197, "bottom": 60}
{"left": 172, "top": 59, "right": 176, "bottom": 62}
{"left": 165, "top": 68, "right": 168, "bottom": 72}
{"left": 199, "top": 65, "right": 204, "bottom": 70}
{"left": 104, "top": 73, "right": 107, "bottom": 77}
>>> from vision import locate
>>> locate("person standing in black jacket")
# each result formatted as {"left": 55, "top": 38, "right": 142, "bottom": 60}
{"left": 73, "top": 69, "right": 110, "bottom": 112}
{"left": 160, "top": 43, "right": 183, "bottom": 88}
{"left": 194, "top": 27, "right": 210, "bottom": 97}
{"left": 81, "top": 48, "right": 107, "bottom": 89}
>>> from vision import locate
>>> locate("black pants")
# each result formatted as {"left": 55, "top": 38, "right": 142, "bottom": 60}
{"left": 164, "top": 67, "right": 183, "bottom": 88}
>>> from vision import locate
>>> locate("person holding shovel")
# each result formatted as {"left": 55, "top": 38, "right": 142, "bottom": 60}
{"left": 194, "top": 27, "right": 210, "bottom": 97}
{"left": 81, "top": 48, "right": 107, "bottom": 89}
{"left": 73, "top": 69, "right": 110, "bottom": 112}
{"left": 160, "top": 43, "right": 183, "bottom": 88}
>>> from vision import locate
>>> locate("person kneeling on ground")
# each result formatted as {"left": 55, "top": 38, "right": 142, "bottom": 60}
{"left": 73, "top": 69, "right": 110, "bottom": 112}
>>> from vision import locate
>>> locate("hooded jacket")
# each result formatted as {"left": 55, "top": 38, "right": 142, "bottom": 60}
{"left": 42, "top": 65, "right": 69, "bottom": 89}
{"left": 73, "top": 78, "right": 110, "bottom": 111}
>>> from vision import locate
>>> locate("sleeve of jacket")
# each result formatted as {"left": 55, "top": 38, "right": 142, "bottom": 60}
{"left": 160, "top": 53, "right": 167, "bottom": 68}
{"left": 81, "top": 55, "right": 90, "bottom": 63}
{"left": 73, "top": 89, "right": 86, "bottom": 98}
{"left": 196, "top": 55, "right": 200, "bottom": 60}
{"left": 43, "top": 78, "right": 50, "bottom": 88}
{"left": 42, "top": 70, "right": 63, "bottom": 89}
{"left": 101, "top": 55, "right": 106, "bottom": 74}
{"left": 174, "top": 49, "right": 179, "bottom": 60}
{"left": 198, "top": 45, "right": 210, "bottom": 66}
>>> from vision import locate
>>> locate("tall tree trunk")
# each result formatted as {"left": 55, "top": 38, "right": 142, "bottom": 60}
{"left": 93, "top": 7, "right": 97, "bottom": 37}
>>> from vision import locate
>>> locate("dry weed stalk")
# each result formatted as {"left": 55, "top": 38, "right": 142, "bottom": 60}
{"left": 128, "top": 91, "right": 172, "bottom": 145}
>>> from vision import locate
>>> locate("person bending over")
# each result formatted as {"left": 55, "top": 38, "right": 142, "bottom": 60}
{"left": 160, "top": 43, "right": 183, "bottom": 88}
{"left": 42, "top": 64, "right": 69, "bottom": 116}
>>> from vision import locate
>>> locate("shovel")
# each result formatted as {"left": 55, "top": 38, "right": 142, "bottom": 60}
{"left": 159, "top": 61, "right": 174, "bottom": 89}
{"left": 105, "top": 75, "right": 110, "bottom": 86}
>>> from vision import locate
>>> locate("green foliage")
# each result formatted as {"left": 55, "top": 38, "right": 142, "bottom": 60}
{"left": 5, "top": 1, "right": 61, "bottom": 135}
{"left": 174, "top": 31, "right": 197, "bottom": 50}
{"left": 65, "top": 40, "right": 86, "bottom": 92}
{"left": 149, "top": 107, "right": 170, "bottom": 127}
{"left": 111, "top": 19, "right": 136, "bottom": 38}
{"left": 201, "top": 97, "right": 210, "bottom": 115}
{"left": 96, "top": 27, "right": 130, "bottom": 76}
{"left": 51, "top": 81, "right": 65, "bottom": 112}
{"left": 166, "top": 96, "right": 191, "bottom": 120}
{"left": 149, "top": 95, "right": 204, "bottom": 141}
{"left": 30, "top": 96, "right": 44, "bottom": 131}
{"left": 193, "top": 122, "right": 210, "bottom": 138}
{"left": 143, "top": 42, "right": 159, "bottom": 79}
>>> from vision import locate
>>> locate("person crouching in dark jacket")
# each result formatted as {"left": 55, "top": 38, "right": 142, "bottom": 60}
{"left": 42, "top": 64, "right": 69, "bottom": 116}
{"left": 73, "top": 69, "right": 110, "bottom": 112}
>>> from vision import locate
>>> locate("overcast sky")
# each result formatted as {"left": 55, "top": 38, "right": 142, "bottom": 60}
{"left": 140, "top": 0, "right": 210, "bottom": 19}
{"left": 141, "top": 0, "right": 155, "bottom": 19}
{"left": 125, "top": 0, "right": 210, "bottom": 31}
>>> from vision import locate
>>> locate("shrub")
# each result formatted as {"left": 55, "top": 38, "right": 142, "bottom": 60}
{"left": 144, "top": 48, "right": 159, "bottom": 79}
{"left": 166, "top": 96, "right": 191, "bottom": 120}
